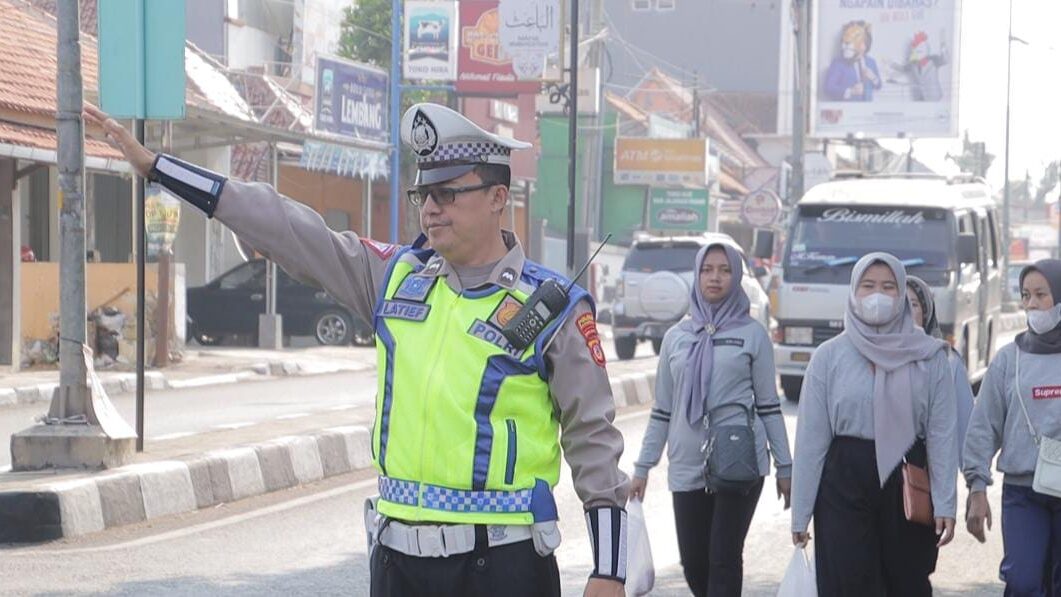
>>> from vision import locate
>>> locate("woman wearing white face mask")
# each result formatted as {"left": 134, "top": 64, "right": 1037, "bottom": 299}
{"left": 964, "top": 259, "right": 1061, "bottom": 595}
{"left": 907, "top": 275, "right": 975, "bottom": 468}
{"left": 790, "top": 253, "right": 958, "bottom": 596}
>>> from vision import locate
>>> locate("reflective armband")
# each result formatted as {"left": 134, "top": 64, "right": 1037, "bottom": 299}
{"left": 149, "top": 154, "right": 227, "bottom": 217}
{"left": 585, "top": 506, "right": 628, "bottom": 583}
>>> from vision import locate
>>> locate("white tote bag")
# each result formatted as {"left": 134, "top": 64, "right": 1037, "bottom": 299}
{"left": 777, "top": 544, "right": 817, "bottom": 597}
{"left": 626, "top": 499, "right": 655, "bottom": 596}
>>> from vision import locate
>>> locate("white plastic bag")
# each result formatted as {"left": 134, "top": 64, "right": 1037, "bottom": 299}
{"left": 776, "top": 544, "right": 817, "bottom": 597}
{"left": 626, "top": 499, "right": 655, "bottom": 596}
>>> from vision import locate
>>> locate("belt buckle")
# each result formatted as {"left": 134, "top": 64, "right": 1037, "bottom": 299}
{"left": 415, "top": 526, "right": 446, "bottom": 558}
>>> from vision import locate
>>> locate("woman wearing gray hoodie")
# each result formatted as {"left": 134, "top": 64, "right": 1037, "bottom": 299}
{"left": 790, "top": 253, "right": 957, "bottom": 596}
{"left": 630, "top": 242, "right": 792, "bottom": 597}
{"left": 964, "top": 259, "right": 1061, "bottom": 595}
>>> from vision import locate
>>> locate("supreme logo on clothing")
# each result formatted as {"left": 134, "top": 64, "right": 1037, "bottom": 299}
{"left": 394, "top": 274, "right": 436, "bottom": 303}
{"left": 712, "top": 337, "right": 745, "bottom": 348}
{"left": 1033, "top": 386, "right": 1061, "bottom": 400}
{"left": 360, "top": 238, "right": 398, "bottom": 260}
{"left": 488, "top": 294, "right": 524, "bottom": 328}
{"left": 380, "top": 300, "right": 431, "bottom": 322}
{"left": 577, "top": 313, "right": 606, "bottom": 368}
{"left": 468, "top": 320, "right": 521, "bottom": 358}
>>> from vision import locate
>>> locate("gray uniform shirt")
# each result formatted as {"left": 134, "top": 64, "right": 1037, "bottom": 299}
{"left": 791, "top": 334, "right": 958, "bottom": 532}
{"left": 963, "top": 342, "right": 1061, "bottom": 492}
{"left": 633, "top": 320, "right": 792, "bottom": 492}
{"left": 213, "top": 180, "right": 629, "bottom": 509}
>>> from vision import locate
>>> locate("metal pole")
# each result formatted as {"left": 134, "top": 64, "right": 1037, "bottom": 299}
{"left": 566, "top": 0, "right": 580, "bottom": 274}
{"left": 135, "top": 119, "right": 145, "bottom": 452}
{"left": 1002, "top": 0, "right": 1014, "bottom": 300}
{"left": 266, "top": 144, "right": 278, "bottom": 317}
{"left": 57, "top": 0, "right": 88, "bottom": 412}
{"left": 788, "top": 0, "right": 807, "bottom": 205}
{"left": 388, "top": 0, "right": 401, "bottom": 243}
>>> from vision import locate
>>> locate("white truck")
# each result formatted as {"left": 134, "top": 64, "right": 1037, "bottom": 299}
{"left": 760, "top": 173, "right": 1003, "bottom": 401}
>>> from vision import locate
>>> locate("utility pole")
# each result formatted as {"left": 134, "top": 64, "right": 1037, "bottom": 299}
{"left": 788, "top": 0, "right": 809, "bottom": 206}
{"left": 566, "top": 0, "right": 580, "bottom": 275}
{"left": 11, "top": 0, "right": 135, "bottom": 471}
{"left": 1002, "top": 0, "right": 1016, "bottom": 301}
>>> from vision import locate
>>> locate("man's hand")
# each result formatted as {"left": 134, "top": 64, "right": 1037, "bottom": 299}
{"left": 935, "top": 517, "right": 955, "bottom": 547}
{"left": 776, "top": 477, "right": 792, "bottom": 510}
{"left": 83, "top": 104, "right": 156, "bottom": 178}
{"left": 629, "top": 477, "right": 647, "bottom": 501}
{"left": 966, "top": 491, "right": 992, "bottom": 544}
{"left": 585, "top": 577, "right": 624, "bottom": 597}
{"left": 792, "top": 531, "right": 810, "bottom": 546}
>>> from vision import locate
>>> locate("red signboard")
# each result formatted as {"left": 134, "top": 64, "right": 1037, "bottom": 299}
{"left": 457, "top": 1, "right": 540, "bottom": 95}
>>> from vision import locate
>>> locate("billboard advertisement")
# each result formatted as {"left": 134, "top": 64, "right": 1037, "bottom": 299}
{"left": 404, "top": 1, "right": 458, "bottom": 81}
{"left": 811, "top": 0, "right": 961, "bottom": 138}
{"left": 458, "top": 1, "right": 541, "bottom": 95}
{"left": 649, "top": 188, "right": 709, "bottom": 231}
{"left": 314, "top": 55, "right": 389, "bottom": 143}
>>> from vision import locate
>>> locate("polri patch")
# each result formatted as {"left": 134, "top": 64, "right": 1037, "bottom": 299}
{"left": 380, "top": 300, "right": 431, "bottom": 322}
{"left": 488, "top": 294, "right": 524, "bottom": 328}
{"left": 468, "top": 319, "right": 521, "bottom": 358}
{"left": 1033, "top": 386, "right": 1061, "bottom": 400}
{"left": 576, "top": 313, "right": 606, "bottom": 367}
{"left": 394, "top": 274, "right": 436, "bottom": 303}
{"left": 711, "top": 337, "right": 745, "bottom": 348}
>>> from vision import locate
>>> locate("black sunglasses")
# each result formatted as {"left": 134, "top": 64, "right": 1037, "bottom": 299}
{"left": 406, "top": 182, "right": 497, "bottom": 207}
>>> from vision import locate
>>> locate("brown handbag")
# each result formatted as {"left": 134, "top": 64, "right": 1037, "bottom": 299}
{"left": 901, "top": 461, "right": 934, "bottom": 527}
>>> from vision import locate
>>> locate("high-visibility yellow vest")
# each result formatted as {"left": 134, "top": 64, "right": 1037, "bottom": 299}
{"left": 371, "top": 246, "right": 590, "bottom": 526}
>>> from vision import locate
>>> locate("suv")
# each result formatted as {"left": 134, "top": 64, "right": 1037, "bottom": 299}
{"left": 610, "top": 233, "right": 770, "bottom": 360}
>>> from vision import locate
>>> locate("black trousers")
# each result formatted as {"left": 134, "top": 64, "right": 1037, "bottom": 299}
{"left": 369, "top": 529, "right": 560, "bottom": 597}
{"left": 672, "top": 478, "right": 764, "bottom": 597}
{"left": 814, "top": 436, "right": 939, "bottom": 597}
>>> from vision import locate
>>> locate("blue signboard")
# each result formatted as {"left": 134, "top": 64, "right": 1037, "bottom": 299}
{"left": 315, "top": 56, "right": 389, "bottom": 143}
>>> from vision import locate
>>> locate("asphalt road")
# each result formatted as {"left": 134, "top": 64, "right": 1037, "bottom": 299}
{"left": 1, "top": 403, "right": 1009, "bottom": 596}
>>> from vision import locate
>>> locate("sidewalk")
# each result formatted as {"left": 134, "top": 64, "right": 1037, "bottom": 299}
{"left": 0, "top": 358, "right": 658, "bottom": 544}
{"left": 0, "top": 345, "right": 378, "bottom": 409}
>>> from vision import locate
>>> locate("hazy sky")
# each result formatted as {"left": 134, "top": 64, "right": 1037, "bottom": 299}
{"left": 903, "top": 0, "right": 1061, "bottom": 191}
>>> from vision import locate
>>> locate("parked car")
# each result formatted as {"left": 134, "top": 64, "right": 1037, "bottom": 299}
{"left": 187, "top": 259, "right": 373, "bottom": 347}
{"left": 610, "top": 233, "right": 771, "bottom": 360}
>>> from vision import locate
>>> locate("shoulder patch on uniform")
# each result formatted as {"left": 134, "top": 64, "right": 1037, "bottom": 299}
{"left": 488, "top": 294, "right": 524, "bottom": 328}
{"left": 576, "top": 312, "right": 606, "bottom": 368}
{"left": 711, "top": 337, "right": 745, "bottom": 348}
{"left": 360, "top": 238, "right": 398, "bottom": 260}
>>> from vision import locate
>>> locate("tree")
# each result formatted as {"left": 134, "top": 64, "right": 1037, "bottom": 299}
{"left": 1034, "top": 161, "right": 1060, "bottom": 207}
{"left": 338, "top": 0, "right": 392, "bottom": 69}
{"left": 945, "top": 130, "right": 994, "bottom": 178}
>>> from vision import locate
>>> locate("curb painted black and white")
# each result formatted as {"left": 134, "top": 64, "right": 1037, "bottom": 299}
{"left": 0, "top": 369, "right": 656, "bottom": 544}
{"left": 0, "top": 426, "right": 373, "bottom": 543}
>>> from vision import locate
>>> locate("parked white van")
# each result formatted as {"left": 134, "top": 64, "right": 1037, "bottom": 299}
{"left": 762, "top": 173, "right": 1002, "bottom": 401}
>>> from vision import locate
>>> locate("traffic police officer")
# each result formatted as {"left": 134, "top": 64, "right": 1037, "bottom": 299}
{"left": 84, "top": 102, "right": 630, "bottom": 597}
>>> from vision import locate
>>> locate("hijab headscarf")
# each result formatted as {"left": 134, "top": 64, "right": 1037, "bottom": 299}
{"left": 1016, "top": 259, "right": 1061, "bottom": 355}
{"left": 906, "top": 275, "right": 942, "bottom": 339}
{"left": 679, "top": 243, "right": 755, "bottom": 425}
{"left": 844, "top": 253, "right": 949, "bottom": 486}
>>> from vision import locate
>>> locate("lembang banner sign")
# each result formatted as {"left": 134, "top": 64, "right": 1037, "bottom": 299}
{"left": 614, "top": 138, "right": 710, "bottom": 186}
{"left": 811, "top": 0, "right": 961, "bottom": 138}
{"left": 315, "top": 55, "right": 389, "bottom": 142}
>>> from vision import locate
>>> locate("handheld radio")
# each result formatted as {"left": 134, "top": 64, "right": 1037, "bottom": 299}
{"left": 501, "top": 234, "right": 612, "bottom": 351}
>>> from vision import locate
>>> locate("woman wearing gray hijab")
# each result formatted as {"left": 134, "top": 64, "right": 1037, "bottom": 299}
{"left": 791, "top": 253, "right": 958, "bottom": 596}
{"left": 907, "top": 275, "right": 975, "bottom": 467}
{"left": 964, "top": 259, "right": 1061, "bottom": 595}
{"left": 630, "top": 243, "right": 792, "bottom": 597}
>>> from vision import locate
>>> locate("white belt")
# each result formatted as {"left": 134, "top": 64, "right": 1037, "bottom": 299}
{"left": 377, "top": 520, "right": 532, "bottom": 558}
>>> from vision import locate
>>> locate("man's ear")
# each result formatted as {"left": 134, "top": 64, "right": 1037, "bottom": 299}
{"left": 491, "top": 185, "right": 509, "bottom": 214}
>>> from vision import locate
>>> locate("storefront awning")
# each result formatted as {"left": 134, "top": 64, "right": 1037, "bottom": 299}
{"left": 299, "top": 141, "right": 389, "bottom": 181}
{"left": 0, "top": 120, "right": 129, "bottom": 174}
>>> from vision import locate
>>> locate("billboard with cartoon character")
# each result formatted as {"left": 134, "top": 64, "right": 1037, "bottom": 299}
{"left": 811, "top": 0, "right": 961, "bottom": 138}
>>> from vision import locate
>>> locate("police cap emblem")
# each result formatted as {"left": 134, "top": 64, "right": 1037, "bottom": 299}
{"left": 410, "top": 109, "right": 438, "bottom": 157}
